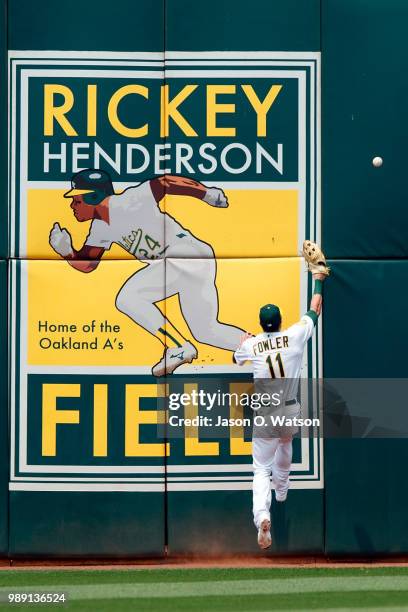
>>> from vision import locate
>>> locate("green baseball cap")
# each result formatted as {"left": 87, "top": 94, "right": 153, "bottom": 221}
{"left": 259, "top": 304, "right": 281, "bottom": 332}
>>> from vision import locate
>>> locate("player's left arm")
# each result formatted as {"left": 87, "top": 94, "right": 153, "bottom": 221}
{"left": 304, "top": 272, "right": 326, "bottom": 326}
{"left": 302, "top": 240, "right": 330, "bottom": 326}
{"left": 150, "top": 175, "right": 228, "bottom": 208}
{"left": 288, "top": 272, "right": 328, "bottom": 345}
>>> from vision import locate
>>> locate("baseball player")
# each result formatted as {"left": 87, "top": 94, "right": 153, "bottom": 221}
{"left": 49, "top": 169, "right": 245, "bottom": 376}
{"left": 233, "top": 241, "right": 330, "bottom": 549}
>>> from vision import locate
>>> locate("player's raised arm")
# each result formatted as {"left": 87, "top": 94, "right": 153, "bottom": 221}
{"left": 302, "top": 240, "right": 330, "bottom": 325}
{"left": 49, "top": 222, "right": 104, "bottom": 273}
{"left": 307, "top": 273, "right": 325, "bottom": 320}
{"left": 150, "top": 175, "right": 228, "bottom": 208}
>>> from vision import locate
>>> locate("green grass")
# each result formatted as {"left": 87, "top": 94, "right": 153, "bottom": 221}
{"left": 1, "top": 567, "right": 408, "bottom": 611}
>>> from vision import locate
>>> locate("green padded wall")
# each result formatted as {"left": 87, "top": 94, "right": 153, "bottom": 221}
{"left": 9, "top": 493, "right": 165, "bottom": 557}
{"left": 0, "top": 262, "right": 8, "bottom": 553}
{"left": 0, "top": 1, "right": 8, "bottom": 552}
{"left": 166, "top": 0, "right": 320, "bottom": 51}
{"left": 322, "top": 0, "right": 408, "bottom": 554}
{"left": 7, "top": 0, "right": 166, "bottom": 557}
{"left": 0, "top": 0, "right": 7, "bottom": 258}
{"left": 6, "top": 0, "right": 407, "bottom": 560}
{"left": 322, "top": 0, "right": 408, "bottom": 258}
{"left": 324, "top": 261, "right": 408, "bottom": 554}
{"left": 8, "top": 0, "right": 164, "bottom": 51}
{"left": 165, "top": 0, "right": 324, "bottom": 555}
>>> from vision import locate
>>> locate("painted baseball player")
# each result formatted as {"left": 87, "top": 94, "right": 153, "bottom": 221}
{"left": 49, "top": 169, "right": 245, "bottom": 376}
{"left": 233, "top": 241, "right": 329, "bottom": 549}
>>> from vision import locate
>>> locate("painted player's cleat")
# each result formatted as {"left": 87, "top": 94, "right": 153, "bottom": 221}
{"left": 152, "top": 342, "right": 198, "bottom": 377}
{"left": 257, "top": 518, "right": 272, "bottom": 550}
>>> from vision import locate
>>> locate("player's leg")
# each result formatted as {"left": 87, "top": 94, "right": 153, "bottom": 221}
{"left": 115, "top": 262, "right": 197, "bottom": 375}
{"left": 272, "top": 436, "right": 293, "bottom": 502}
{"left": 115, "top": 261, "right": 186, "bottom": 346}
{"left": 252, "top": 437, "right": 279, "bottom": 527}
{"left": 252, "top": 436, "right": 278, "bottom": 549}
{"left": 115, "top": 262, "right": 167, "bottom": 335}
{"left": 172, "top": 257, "right": 245, "bottom": 350}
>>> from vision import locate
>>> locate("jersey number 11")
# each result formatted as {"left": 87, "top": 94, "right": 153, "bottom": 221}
{"left": 266, "top": 353, "right": 285, "bottom": 378}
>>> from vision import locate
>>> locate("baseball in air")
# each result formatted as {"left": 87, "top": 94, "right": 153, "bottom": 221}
{"left": 372, "top": 156, "right": 383, "bottom": 167}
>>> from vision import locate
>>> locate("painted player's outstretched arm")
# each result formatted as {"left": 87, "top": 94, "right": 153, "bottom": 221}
{"left": 150, "top": 175, "right": 228, "bottom": 208}
{"left": 49, "top": 222, "right": 104, "bottom": 273}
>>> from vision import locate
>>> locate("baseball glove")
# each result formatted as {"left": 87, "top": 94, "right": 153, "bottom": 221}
{"left": 302, "top": 240, "right": 330, "bottom": 276}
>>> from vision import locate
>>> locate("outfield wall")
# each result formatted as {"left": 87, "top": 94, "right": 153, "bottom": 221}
{"left": 322, "top": 0, "right": 408, "bottom": 554}
{"left": 1, "top": 0, "right": 406, "bottom": 557}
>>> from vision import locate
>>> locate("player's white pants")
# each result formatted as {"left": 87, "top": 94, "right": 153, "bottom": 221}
{"left": 115, "top": 239, "right": 243, "bottom": 350}
{"left": 252, "top": 437, "right": 293, "bottom": 529}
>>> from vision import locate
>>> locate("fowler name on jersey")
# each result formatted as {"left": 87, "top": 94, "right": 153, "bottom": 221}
{"left": 252, "top": 335, "right": 289, "bottom": 355}
{"left": 234, "top": 315, "right": 314, "bottom": 380}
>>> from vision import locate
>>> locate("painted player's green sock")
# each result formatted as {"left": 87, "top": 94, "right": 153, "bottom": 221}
{"left": 156, "top": 322, "right": 187, "bottom": 348}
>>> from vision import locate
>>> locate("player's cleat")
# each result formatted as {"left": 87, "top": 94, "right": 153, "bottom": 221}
{"left": 257, "top": 518, "right": 272, "bottom": 550}
{"left": 152, "top": 342, "right": 198, "bottom": 377}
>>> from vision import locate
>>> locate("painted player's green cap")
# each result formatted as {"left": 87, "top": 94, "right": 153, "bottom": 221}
{"left": 64, "top": 169, "right": 114, "bottom": 204}
{"left": 259, "top": 304, "right": 281, "bottom": 332}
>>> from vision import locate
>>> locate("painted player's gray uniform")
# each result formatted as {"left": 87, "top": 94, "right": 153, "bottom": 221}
{"left": 85, "top": 181, "right": 242, "bottom": 350}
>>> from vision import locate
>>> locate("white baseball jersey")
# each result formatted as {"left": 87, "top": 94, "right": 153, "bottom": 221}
{"left": 234, "top": 314, "right": 315, "bottom": 400}
{"left": 85, "top": 181, "right": 190, "bottom": 259}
